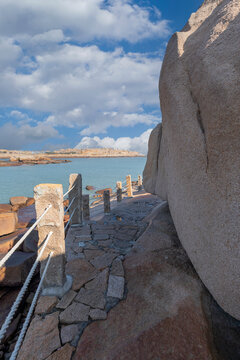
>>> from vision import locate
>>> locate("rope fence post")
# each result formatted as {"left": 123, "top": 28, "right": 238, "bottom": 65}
{"left": 138, "top": 175, "right": 143, "bottom": 191}
{"left": 83, "top": 194, "right": 90, "bottom": 221}
{"left": 69, "top": 173, "right": 82, "bottom": 226}
{"left": 34, "top": 184, "right": 72, "bottom": 297}
{"left": 104, "top": 190, "right": 110, "bottom": 214}
{"left": 116, "top": 181, "right": 122, "bottom": 202}
{"left": 126, "top": 175, "right": 133, "bottom": 197}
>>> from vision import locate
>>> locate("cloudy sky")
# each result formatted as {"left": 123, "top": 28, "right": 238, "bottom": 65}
{"left": 0, "top": 0, "right": 202, "bottom": 153}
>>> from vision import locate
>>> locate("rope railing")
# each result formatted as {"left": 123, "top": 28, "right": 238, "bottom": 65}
{"left": 64, "top": 207, "right": 77, "bottom": 231}
{"left": 10, "top": 252, "right": 53, "bottom": 360}
{"left": 0, "top": 231, "right": 53, "bottom": 343}
{"left": 63, "top": 185, "right": 75, "bottom": 198}
{"left": 64, "top": 196, "right": 76, "bottom": 215}
{"left": 0, "top": 204, "right": 52, "bottom": 269}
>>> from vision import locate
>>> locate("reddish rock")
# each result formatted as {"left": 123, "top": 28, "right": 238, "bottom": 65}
{"left": 74, "top": 251, "right": 215, "bottom": 360}
{"left": 46, "top": 343, "right": 75, "bottom": 360}
{"left": 0, "top": 251, "right": 36, "bottom": 286}
{"left": 0, "top": 229, "right": 26, "bottom": 253}
{"left": 0, "top": 212, "right": 17, "bottom": 236}
{"left": 61, "top": 324, "right": 79, "bottom": 344}
{"left": 17, "top": 204, "right": 36, "bottom": 228}
{"left": 17, "top": 312, "right": 61, "bottom": 360}
{"left": 66, "top": 259, "right": 98, "bottom": 291}
{"left": 35, "top": 296, "right": 58, "bottom": 315}
{"left": 10, "top": 196, "right": 28, "bottom": 207}
{"left": 95, "top": 188, "right": 112, "bottom": 195}
{"left": 26, "top": 197, "right": 35, "bottom": 207}
{"left": 0, "top": 204, "right": 12, "bottom": 213}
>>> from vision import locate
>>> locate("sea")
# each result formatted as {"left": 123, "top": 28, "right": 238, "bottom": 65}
{"left": 0, "top": 157, "right": 146, "bottom": 204}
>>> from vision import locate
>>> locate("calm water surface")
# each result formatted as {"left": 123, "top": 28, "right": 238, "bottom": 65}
{"left": 0, "top": 157, "right": 146, "bottom": 204}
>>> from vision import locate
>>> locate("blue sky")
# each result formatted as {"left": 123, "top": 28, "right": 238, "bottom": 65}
{"left": 0, "top": 0, "right": 203, "bottom": 153}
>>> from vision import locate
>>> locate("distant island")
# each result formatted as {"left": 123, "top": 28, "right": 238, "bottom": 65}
{"left": 0, "top": 148, "right": 144, "bottom": 167}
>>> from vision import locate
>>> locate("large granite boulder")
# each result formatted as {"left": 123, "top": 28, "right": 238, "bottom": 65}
{"left": 143, "top": 0, "right": 240, "bottom": 319}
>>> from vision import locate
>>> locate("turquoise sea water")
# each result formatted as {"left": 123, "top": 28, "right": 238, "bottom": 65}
{"left": 0, "top": 157, "right": 146, "bottom": 204}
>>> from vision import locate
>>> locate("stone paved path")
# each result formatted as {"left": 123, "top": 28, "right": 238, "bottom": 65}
{"left": 17, "top": 193, "right": 161, "bottom": 360}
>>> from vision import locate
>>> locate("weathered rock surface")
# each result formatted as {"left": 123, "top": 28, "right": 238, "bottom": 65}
{"left": 143, "top": 0, "right": 240, "bottom": 319}
{"left": 0, "top": 212, "right": 17, "bottom": 236}
{"left": 17, "top": 312, "right": 61, "bottom": 360}
{"left": 66, "top": 259, "right": 98, "bottom": 291}
{"left": 60, "top": 302, "right": 90, "bottom": 324}
{"left": 35, "top": 296, "right": 58, "bottom": 315}
{"left": 0, "top": 229, "right": 26, "bottom": 253}
{"left": 0, "top": 251, "right": 36, "bottom": 286}
{"left": 10, "top": 196, "right": 28, "bottom": 207}
{"left": 45, "top": 343, "right": 75, "bottom": 360}
{"left": 61, "top": 324, "right": 79, "bottom": 344}
{"left": 74, "top": 205, "right": 216, "bottom": 360}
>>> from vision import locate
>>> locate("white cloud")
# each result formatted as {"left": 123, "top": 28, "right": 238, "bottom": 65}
{"left": 0, "top": 122, "right": 60, "bottom": 149}
{"left": 0, "top": 45, "right": 161, "bottom": 133}
{"left": 0, "top": 0, "right": 170, "bottom": 43}
{"left": 75, "top": 128, "right": 153, "bottom": 154}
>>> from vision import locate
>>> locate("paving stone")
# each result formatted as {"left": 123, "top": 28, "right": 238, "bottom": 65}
{"left": 93, "top": 234, "right": 109, "bottom": 241}
{"left": 17, "top": 312, "right": 60, "bottom": 360}
{"left": 85, "top": 268, "right": 109, "bottom": 292}
{"left": 61, "top": 324, "right": 79, "bottom": 344}
{"left": 71, "top": 243, "right": 83, "bottom": 253}
{"left": 89, "top": 309, "right": 107, "bottom": 320}
{"left": 90, "top": 253, "right": 117, "bottom": 270}
{"left": 84, "top": 249, "right": 105, "bottom": 261}
{"left": 57, "top": 290, "right": 77, "bottom": 310}
{"left": 113, "top": 239, "right": 132, "bottom": 249}
{"left": 107, "top": 275, "right": 125, "bottom": 299}
{"left": 74, "top": 235, "right": 92, "bottom": 242}
{"left": 66, "top": 251, "right": 85, "bottom": 262}
{"left": 93, "top": 229, "right": 116, "bottom": 235}
{"left": 60, "top": 302, "right": 90, "bottom": 324}
{"left": 66, "top": 259, "right": 98, "bottom": 291}
{"left": 111, "top": 258, "right": 124, "bottom": 277}
{"left": 46, "top": 343, "right": 75, "bottom": 360}
{"left": 35, "top": 296, "right": 58, "bottom": 315}
{"left": 98, "top": 240, "right": 113, "bottom": 247}
{"left": 75, "top": 288, "right": 106, "bottom": 309}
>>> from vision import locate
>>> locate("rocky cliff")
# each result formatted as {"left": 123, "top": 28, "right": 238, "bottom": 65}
{"left": 143, "top": 0, "right": 240, "bottom": 319}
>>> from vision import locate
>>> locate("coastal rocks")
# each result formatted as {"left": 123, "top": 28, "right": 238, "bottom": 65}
{"left": 143, "top": 0, "right": 240, "bottom": 319}
{"left": 0, "top": 204, "right": 12, "bottom": 213}
{"left": 17, "top": 312, "right": 61, "bottom": 360}
{"left": 0, "top": 251, "right": 35, "bottom": 286}
{"left": 0, "top": 212, "right": 17, "bottom": 236}
{"left": 0, "top": 229, "right": 26, "bottom": 253}
{"left": 10, "top": 196, "right": 28, "bottom": 207}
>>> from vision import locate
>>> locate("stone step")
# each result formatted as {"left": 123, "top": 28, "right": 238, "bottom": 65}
{"left": 0, "top": 229, "right": 26, "bottom": 253}
{"left": 0, "top": 212, "right": 18, "bottom": 236}
{"left": 0, "top": 251, "right": 36, "bottom": 286}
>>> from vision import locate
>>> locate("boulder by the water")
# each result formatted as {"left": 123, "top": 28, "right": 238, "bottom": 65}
{"left": 0, "top": 212, "right": 17, "bottom": 237}
{"left": 86, "top": 185, "right": 95, "bottom": 191}
{"left": 143, "top": 0, "right": 240, "bottom": 319}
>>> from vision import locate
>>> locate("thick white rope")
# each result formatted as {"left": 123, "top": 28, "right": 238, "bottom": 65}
{"left": 63, "top": 185, "right": 75, "bottom": 198}
{"left": 10, "top": 252, "right": 53, "bottom": 360}
{"left": 64, "top": 196, "right": 76, "bottom": 215}
{"left": 0, "top": 205, "right": 52, "bottom": 269}
{"left": 0, "top": 231, "right": 53, "bottom": 343}
{"left": 64, "top": 207, "right": 77, "bottom": 231}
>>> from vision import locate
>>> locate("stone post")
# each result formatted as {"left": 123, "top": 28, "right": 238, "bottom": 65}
{"left": 138, "top": 175, "right": 143, "bottom": 191}
{"left": 126, "top": 175, "right": 133, "bottom": 197}
{"left": 83, "top": 194, "right": 90, "bottom": 221}
{"left": 69, "top": 174, "right": 82, "bottom": 226}
{"left": 34, "top": 184, "right": 66, "bottom": 293}
{"left": 116, "top": 181, "right": 122, "bottom": 202}
{"left": 104, "top": 190, "right": 110, "bottom": 214}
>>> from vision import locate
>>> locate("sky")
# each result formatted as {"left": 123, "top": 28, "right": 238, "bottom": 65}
{"left": 0, "top": 0, "right": 203, "bottom": 153}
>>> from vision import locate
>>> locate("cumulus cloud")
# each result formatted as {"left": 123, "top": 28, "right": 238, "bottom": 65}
{"left": 0, "top": 0, "right": 170, "bottom": 43}
{"left": 0, "top": 45, "right": 161, "bottom": 134}
{"left": 75, "top": 128, "right": 153, "bottom": 154}
{"left": 0, "top": 122, "right": 60, "bottom": 149}
{"left": 0, "top": 0, "right": 167, "bottom": 148}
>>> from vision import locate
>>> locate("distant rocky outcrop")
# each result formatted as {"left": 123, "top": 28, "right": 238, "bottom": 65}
{"left": 143, "top": 0, "right": 240, "bottom": 319}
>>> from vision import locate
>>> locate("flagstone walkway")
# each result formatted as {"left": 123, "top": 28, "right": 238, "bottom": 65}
{"left": 17, "top": 193, "right": 161, "bottom": 360}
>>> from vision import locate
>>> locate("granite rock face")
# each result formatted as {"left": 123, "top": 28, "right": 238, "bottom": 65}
{"left": 143, "top": 0, "right": 240, "bottom": 319}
